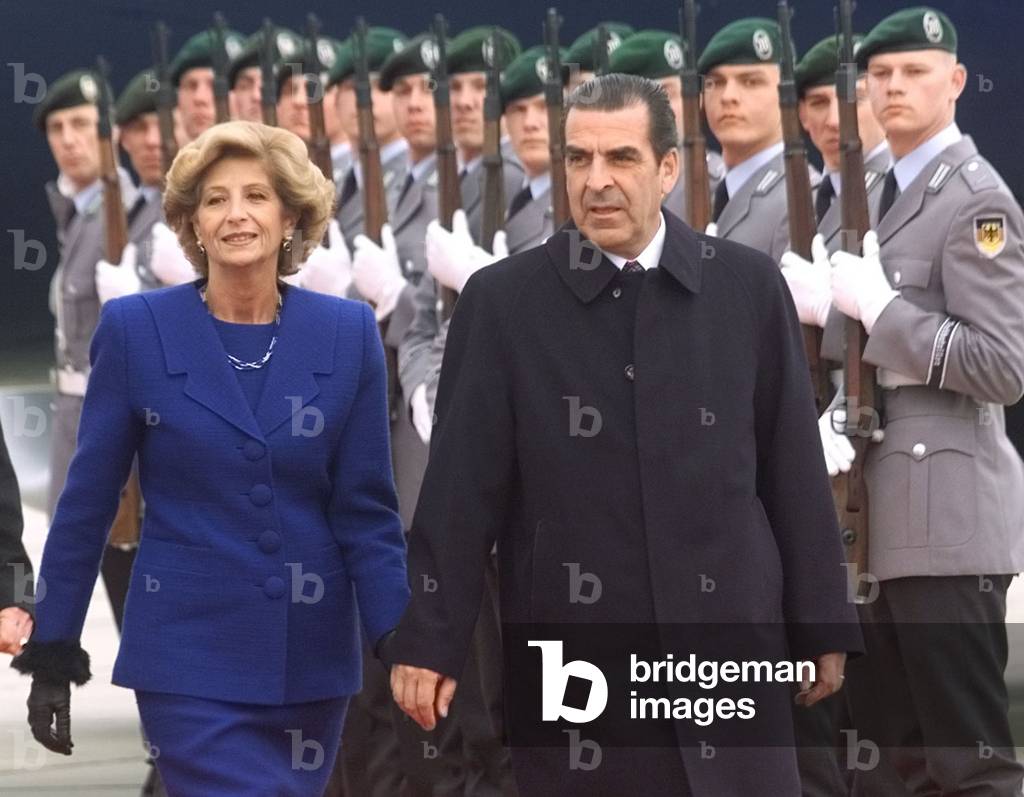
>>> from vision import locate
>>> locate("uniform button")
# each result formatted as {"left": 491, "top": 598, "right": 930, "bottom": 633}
{"left": 264, "top": 576, "right": 286, "bottom": 599}
{"left": 257, "top": 530, "right": 281, "bottom": 553}
{"left": 893, "top": 271, "right": 901, "bottom": 285}
{"left": 912, "top": 443, "right": 926, "bottom": 458}
{"left": 612, "top": 287, "right": 622, "bottom": 299}
{"left": 624, "top": 364, "right": 635, "bottom": 381}
{"left": 967, "top": 161, "right": 979, "bottom": 172}
{"left": 243, "top": 440, "right": 266, "bottom": 461}
{"left": 250, "top": 484, "right": 273, "bottom": 506}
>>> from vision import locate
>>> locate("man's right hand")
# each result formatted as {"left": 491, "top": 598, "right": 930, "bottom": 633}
{"left": 390, "top": 663, "right": 457, "bottom": 731}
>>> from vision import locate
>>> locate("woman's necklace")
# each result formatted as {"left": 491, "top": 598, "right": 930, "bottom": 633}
{"left": 199, "top": 285, "right": 282, "bottom": 371}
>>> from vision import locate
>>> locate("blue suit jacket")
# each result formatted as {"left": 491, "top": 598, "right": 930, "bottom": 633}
{"left": 35, "top": 282, "right": 409, "bottom": 704}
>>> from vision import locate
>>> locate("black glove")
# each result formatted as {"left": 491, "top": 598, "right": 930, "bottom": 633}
{"left": 27, "top": 678, "right": 73, "bottom": 754}
{"left": 11, "top": 639, "right": 91, "bottom": 756}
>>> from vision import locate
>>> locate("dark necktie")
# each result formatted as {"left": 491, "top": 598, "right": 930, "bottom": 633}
{"left": 339, "top": 170, "right": 358, "bottom": 207}
{"left": 397, "top": 172, "right": 415, "bottom": 207}
{"left": 815, "top": 175, "right": 835, "bottom": 224}
{"left": 622, "top": 260, "right": 643, "bottom": 274}
{"left": 878, "top": 169, "right": 900, "bottom": 221}
{"left": 507, "top": 185, "right": 533, "bottom": 219}
{"left": 712, "top": 180, "right": 729, "bottom": 223}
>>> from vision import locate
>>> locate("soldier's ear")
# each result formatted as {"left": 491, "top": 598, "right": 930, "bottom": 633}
{"left": 951, "top": 62, "right": 967, "bottom": 100}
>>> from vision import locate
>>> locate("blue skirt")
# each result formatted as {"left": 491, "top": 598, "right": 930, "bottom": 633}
{"left": 136, "top": 690, "right": 350, "bottom": 797}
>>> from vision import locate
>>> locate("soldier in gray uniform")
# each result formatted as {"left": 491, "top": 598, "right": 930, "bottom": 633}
{"left": 699, "top": 18, "right": 818, "bottom": 262}
{"left": 330, "top": 26, "right": 409, "bottom": 250}
{"left": 170, "top": 26, "right": 245, "bottom": 145}
{"left": 790, "top": 9, "right": 1024, "bottom": 794}
{"left": 227, "top": 25, "right": 304, "bottom": 126}
{"left": 609, "top": 28, "right": 725, "bottom": 224}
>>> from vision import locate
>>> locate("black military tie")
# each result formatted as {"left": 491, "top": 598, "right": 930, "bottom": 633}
{"left": 507, "top": 185, "right": 533, "bottom": 219}
{"left": 396, "top": 172, "right": 415, "bottom": 207}
{"left": 814, "top": 175, "right": 835, "bottom": 224}
{"left": 878, "top": 169, "right": 900, "bottom": 221}
{"left": 339, "top": 170, "right": 358, "bottom": 207}
{"left": 711, "top": 180, "right": 729, "bottom": 223}
{"left": 622, "top": 260, "right": 644, "bottom": 274}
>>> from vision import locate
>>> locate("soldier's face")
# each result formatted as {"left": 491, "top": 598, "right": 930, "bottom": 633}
{"left": 391, "top": 74, "right": 437, "bottom": 156}
{"left": 119, "top": 113, "right": 163, "bottom": 186}
{"left": 866, "top": 50, "right": 965, "bottom": 156}
{"left": 323, "top": 85, "right": 345, "bottom": 141}
{"left": 799, "top": 85, "right": 842, "bottom": 168}
{"left": 231, "top": 67, "right": 262, "bottom": 123}
{"left": 192, "top": 156, "right": 297, "bottom": 275}
{"left": 450, "top": 71, "right": 486, "bottom": 153}
{"left": 504, "top": 94, "right": 549, "bottom": 178}
{"left": 565, "top": 103, "right": 678, "bottom": 257}
{"left": 703, "top": 64, "right": 782, "bottom": 164}
{"left": 45, "top": 104, "right": 101, "bottom": 190}
{"left": 277, "top": 75, "right": 311, "bottom": 143}
{"left": 658, "top": 76, "right": 683, "bottom": 141}
{"left": 177, "top": 67, "right": 215, "bottom": 141}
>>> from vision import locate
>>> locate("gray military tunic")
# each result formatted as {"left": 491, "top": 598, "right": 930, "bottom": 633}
{"left": 662, "top": 147, "right": 725, "bottom": 224}
{"left": 459, "top": 156, "right": 524, "bottom": 247}
{"left": 336, "top": 140, "right": 408, "bottom": 252}
{"left": 45, "top": 170, "right": 137, "bottom": 517}
{"left": 716, "top": 148, "right": 820, "bottom": 263}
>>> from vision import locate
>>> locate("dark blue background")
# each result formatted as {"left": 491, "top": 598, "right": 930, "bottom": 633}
{"left": 2, "top": 0, "right": 1022, "bottom": 347}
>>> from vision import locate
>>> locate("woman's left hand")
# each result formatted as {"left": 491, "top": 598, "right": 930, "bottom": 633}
{"left": 0, "top": 606, "right": 33, "bottom": 656}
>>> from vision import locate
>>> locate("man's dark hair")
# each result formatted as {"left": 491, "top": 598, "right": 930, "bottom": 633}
{"left": 562, "top": 73, "right": 678, "bottom": 162}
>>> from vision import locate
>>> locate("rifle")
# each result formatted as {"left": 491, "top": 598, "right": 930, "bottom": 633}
{"left": 430, "top": 14, "right": 461, "bottom": 321}
{"left": 836, "top": 0, "right": 874, "bottom": 597}
{"left": 259, "top": 18, "right": 278, "bottom": 126}
{"left": 543, "top": 8, "right": 570, "bottom": 228}
{"left": 354, "top": 18, "right": 399, "bottom": 416}
{"left": 151, "top": 21, "right": 178, "bottom": 175}
{"left": 778, "top": 0, "right": 830, "bottom": 413}
{"left": 212, "top": 13, "right": 232, "bottom": 124}
{"left": 480, "top": 27, "right": 507, "bottom": 254}
{"left": 593, "top": 24, "right": 610, "bottom": 77}
{"left": 95, "top": 56, "right": 143, "bottom": 548}
{"left": 680, "top": 0, "right": 710, "bottom": 230}
{"left": 304, "top": 13, "right": 334, "bottom": 184}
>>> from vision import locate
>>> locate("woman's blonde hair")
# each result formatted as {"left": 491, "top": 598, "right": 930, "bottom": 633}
{"left": 162, "top": 120, "right": 335, "bottom": 277}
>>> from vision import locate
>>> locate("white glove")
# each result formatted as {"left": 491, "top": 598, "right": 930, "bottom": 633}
{"left": 426, "top": 209, "right": 507, "bottom": 294}
{"left": 410, "top": 382, "right": 432, "bottom": 444}
{"left": 352, "top": 223, "right": 407, "bottom": 321}
{"left": 820, "top": 409, "right": 856, "bottom": 477}
{"left": 150, "top": 221, "right": 198, "bottom": 285}
{"left": 704, "top": 222, "right": 718, "bottom": 237}
{"left": 297, "top": 220, "right": 353, "bottom": 297}
{"left": 829, "top": 230, "right": 898, "bottom": 335}
{"left": 95, "top": 243, "right": 141, "bottom": 304}
{"left": 780, "top": 234, "right": 832, "bottom": 328}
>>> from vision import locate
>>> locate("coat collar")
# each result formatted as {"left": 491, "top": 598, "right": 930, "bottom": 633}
{"left": 544, "top": 212, "right": 702, "bottom": 304}
{"left": 876, "top": 135, "right": 978, "bottom": 245}
{"left": 142, "top": 281, "right": 336, "bottom": 441}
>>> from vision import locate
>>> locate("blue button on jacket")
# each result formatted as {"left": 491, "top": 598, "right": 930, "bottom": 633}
{"left": 34, "top": 283, "right": 410, "bottom": 705}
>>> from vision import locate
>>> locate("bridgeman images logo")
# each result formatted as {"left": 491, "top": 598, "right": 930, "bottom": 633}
{"left": 529, "top": 640, "right": 609, "bottom": 722}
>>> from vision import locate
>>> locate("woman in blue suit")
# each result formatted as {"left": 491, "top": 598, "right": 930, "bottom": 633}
{"left": 14, "top": 121, "right": 410, "bottom": 796}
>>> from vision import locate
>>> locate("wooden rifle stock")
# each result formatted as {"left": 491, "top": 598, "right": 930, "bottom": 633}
{"left": 212, "top": 13, "right": 232, "bottom": 124}
{"left": 480, "top": 28, "right": 506, "bottom": 253}
{"left": 777, "top": 0, "right": 829, "bottom": 413}
{"left": 680, "top": 0, "right": 710, "bottom": 230}
{"left": 304, "top": 14, "right": 334, "bottom": 185}
{"left": 260, "top": 18, "right": 278, "bottom": 126}
{"left": 543, "top": 8, "right": 570, "bottom": 228}
{"left": 836, "top": 0, "right": 874, "bottom": 596}
{"left": 430, "top": 15, "right": 461, "bottom": 321}
{"left": 152, "top": 22, "right": 178, "bottom": 177}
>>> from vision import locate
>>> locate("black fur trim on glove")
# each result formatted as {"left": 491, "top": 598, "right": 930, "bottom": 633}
{"left": 11, "top": 640, "right": 91, "bottom": 685}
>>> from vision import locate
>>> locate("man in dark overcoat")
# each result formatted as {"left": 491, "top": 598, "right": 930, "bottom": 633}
{"left": 388, "top": 73, "right": 862, "bottom": 796}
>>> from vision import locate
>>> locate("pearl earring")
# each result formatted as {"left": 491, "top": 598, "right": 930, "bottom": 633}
{"left": 282, "top": 234, "right": 293, "bottom": 252}
{"left": 196, "top": 239, "right": 206, "bottom": 255}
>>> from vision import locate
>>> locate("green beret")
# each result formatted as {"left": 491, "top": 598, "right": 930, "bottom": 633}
{"left": 33, "top": 69, "right": 101, "bottom": 131}
{"left": 170, "top": 27, "right": 246, "bottom": 86}
{"left": 447, "top": 26, "right": 521, "bottom": 74}
{"left": 698, "top": 18, "right": 782, "bottom": 73}
{"left": 795, "top": 34, "right": 865, "bottom": 95}
{"left": 607, "top": 29, "right": 683, "bottom": 79}
{"left": 857, "top": 6, "right": 957, "bottom": 68}
{"left": 228, "top": 26, "right": 304, "bottom": 88}
{"left": 328, "top": 26, "right": 407, "bottom": 87}
{"left": 324, "top": 40, "right": 354, "bottom": 88}
{"left": 501, "top": 45, "right": 565, "bottom": 108}
{"left": 302, "top": 35, "right": 346, "bottom": 84}
{"left": 379, "top": 33, "right": 446, "bottom": 91}
{"left": 564, "top": 23, "right": 635, "bottom": 72}
{"left": 114, "top": 69, "right": 158, "bottom": 125}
